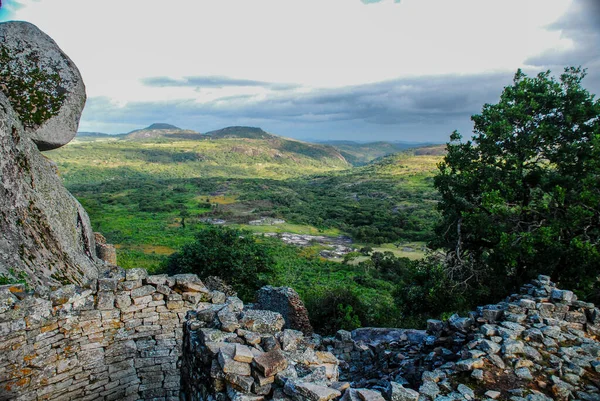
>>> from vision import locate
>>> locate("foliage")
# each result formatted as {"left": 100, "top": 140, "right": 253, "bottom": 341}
{"left": 433, "top": 67, "right": 600, "bottom": 302}
{"left": 0, "top": 268, "right": 29, "bottom": 287}
{"left": 303, "top": 287, "right": 365, "bottom": 334}
{"left": 164, "top": 226, "right": 274, "bottom": 301}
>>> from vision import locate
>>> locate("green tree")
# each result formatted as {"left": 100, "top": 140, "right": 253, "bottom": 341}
{"left": 433, "top": 67, "right": 600, "bottom": 301}
{"left": 164, "top": 226, "right": 274, "bottom": 301}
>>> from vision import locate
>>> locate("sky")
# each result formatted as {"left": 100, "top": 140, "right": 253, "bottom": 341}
{"left": 1, "top": 0, "right": 599, "bottom": 143}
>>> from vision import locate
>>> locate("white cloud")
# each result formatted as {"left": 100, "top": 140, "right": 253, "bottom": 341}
{"left": 4, "top": 0, "right": 586, "bottom": 140}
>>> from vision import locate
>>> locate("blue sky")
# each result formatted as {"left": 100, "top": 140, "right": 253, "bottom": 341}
{"left": 2, "top": 0, "right": 599, "bottom": 142}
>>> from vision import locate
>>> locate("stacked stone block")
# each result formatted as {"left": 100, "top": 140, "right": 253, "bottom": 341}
{"left": 0, "top": 268, "right": 217, "bottom": 401}
{"left": 181, "top": 301, "right": 343, "bottom": 401}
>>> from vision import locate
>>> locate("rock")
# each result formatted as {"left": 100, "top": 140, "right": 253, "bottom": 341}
{"left": 49, "top": 284, "right": 77, "bottom": 306}
{"left": 219, "top": 307, "right": 241, "bottom": 332}
{"left": 204, "top": 275, "right": 237, "bottom": 296}
{"left": 351, "top": 328, "right": 427, "bottom": 346}
{"left": 284, "top": 381, "right": 341, "bottom": 401}
{"left": 234, "top": 344, "right": 254, "bottom": 363}
{"left": 226, "top": 373, "right": 254, "bottom": 393}
{"left": 219, "top": 348, "right": 251, "bottom": 376}
{"left": 94, "top": 232, "right": 117, "bottom": 265}
{"left": 479, "top": 339, "right": 501, "bottom": 354}
{"left": 255, "top": 286, "right": 314, "bottom": 335}
{"left": 254, "top": 349, "right": 288, "bottom": 377}
{"left": 240, "top": 310, "right": 285, "bottom": 334}
{"left": 125, "top": 268, "right": 148, "bottom": 281}
{"left": 280, "top": 329, "right": 304, "bottom": 351}
{"left": 0, "top": 85, "right": 100, "bottom": 287}
{"left": 0, "top": 21, "right": 85, "bottom": 150}
{"left": 418, "top": 380, "right": 440, "bottom": 399}
{"left": 457, "top": 384, "right": 475, "bottom": 400}
{"left": 485, "top": 390, "right": 501, "bottom": 399}
{"left": 388, "top": 382, "right": 419, "bottom": 401}
{"left": 448, "top": 314, "right": 472, "bottom": 331}
{"left": 357, "top": 389, "right": 386, "bottom": 401}
{"left": 455, "top": 358, "right": 484, "bottom": 372}
{"left": 515, "top": 367, "right": 533, "bottom": 381}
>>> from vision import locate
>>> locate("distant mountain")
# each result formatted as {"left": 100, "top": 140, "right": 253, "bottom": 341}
{"left": 77, "top": 132, "right": 113, "bottom": 137}
{"left": 204, "top": 126, "right": 275, "bottom": 140}
{"left": 125, "top": 123, "right": 200, "bottom": 140}
{"left": 56, "top": 125, "right": 351, "bottom": 178}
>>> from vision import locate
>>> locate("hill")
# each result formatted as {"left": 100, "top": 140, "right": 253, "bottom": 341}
{"left": 323, "top": 140, "right": 438, "bottom": 165}
{"left": 125, "top": 122, "right": 200, "bottom": 140}
{"left": 50, "top": 125, "right": 352, "bottom": 183}
{"left": 204, "top": 126, "right": 275, "bottom": 140}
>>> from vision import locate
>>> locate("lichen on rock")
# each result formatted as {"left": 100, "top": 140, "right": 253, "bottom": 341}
{"left": 0, "top": 21, "right": 86, "bottom": 151}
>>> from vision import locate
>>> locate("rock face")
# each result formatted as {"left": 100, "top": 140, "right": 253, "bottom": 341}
{"left": 0, "top": 21, "right": 86, "bottom": 151}
{"left": 0, "top": 22, "right": 99, "bottom": 287}
{"left": 256, "top": 286, "right": 314, "bottom": 335}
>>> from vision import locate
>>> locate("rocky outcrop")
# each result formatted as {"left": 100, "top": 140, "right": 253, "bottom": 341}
{"left": 255, "top": 286, "right": 314, "bottom": 336}
{"left": 323, "top": 275, "right": 600, "bottom": 401}
{"left": 0, "top": 21, "right": 86, "bottom": 151}
{"left": 0, "top": 21, "right": 99, "bottom": 288}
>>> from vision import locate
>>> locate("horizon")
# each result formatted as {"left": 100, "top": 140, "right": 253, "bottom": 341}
{"left": 2, "top": 0, "right": 599, "bottom": 142}
{"left": 77, "top": 123, "right": 439, "bottom": 145}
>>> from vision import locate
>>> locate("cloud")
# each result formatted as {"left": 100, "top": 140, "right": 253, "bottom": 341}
{"left": 526, "top": 0, "right": 600, "bottom": 66}
{"left": 141, "top": 76, "right": 299, "bottom": 91}
{"left": 81, "top": 72, "right": 518, "bottom": 141}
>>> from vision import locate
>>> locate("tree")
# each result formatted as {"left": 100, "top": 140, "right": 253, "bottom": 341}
{"left": 433, "top": 67, "right": 600, "bottom": 301}
{"left": 164, "top": 226, "right": 274, "bottom": 301}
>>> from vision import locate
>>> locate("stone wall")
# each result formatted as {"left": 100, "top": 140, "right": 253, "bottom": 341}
{"left": 0, "top": 268, "right": 228, "bottom": 401}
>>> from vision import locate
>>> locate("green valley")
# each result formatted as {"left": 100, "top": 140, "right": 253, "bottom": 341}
{"left": 47, "top": 124, "right": 445, "bottom": 330}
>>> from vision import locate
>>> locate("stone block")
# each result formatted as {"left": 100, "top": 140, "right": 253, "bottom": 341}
{"left": 254, "top": 349, "right": 288, "bottom": 377}
{"left": 97, "top": 292, "right": 115, "bottom": 310}
{"left": 240, "top": 310, "right": 285, "bottom": 335}
{"left": 126, "top": 268, "right": 148, "bottom": 281}
{"left": 234, "top": 344, "right": 254, "bottom": 363}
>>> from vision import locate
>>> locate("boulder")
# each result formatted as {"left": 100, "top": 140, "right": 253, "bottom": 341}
{"left": 0, "top": 21, "right": 86, "bottom": 150}
{"left": 0, "top": 90, "right": 99, "bottom": 287}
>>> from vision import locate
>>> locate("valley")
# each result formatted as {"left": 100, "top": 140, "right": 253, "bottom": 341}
{"left": 47, "top": 124, "right": 442, "bottom": 270}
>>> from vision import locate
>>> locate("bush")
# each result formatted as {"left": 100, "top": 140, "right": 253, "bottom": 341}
{"left": 163, "top": 226, "right": 274, "bottom": 301}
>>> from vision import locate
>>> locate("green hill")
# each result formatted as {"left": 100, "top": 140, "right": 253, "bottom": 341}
{"left": 50, "top": 125, "right": 351, "bottom": 185}
{"left": 204, "top": 126, "right": 275, "bottom": 140}
{"left": 323, "top": 140, "right": 437, "bottom": 165}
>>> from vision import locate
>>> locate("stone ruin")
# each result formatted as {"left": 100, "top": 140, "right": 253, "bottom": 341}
{"left": 2, "top": 19, "right": 600, "bottom": 401}
{"left": 3, "top": 267, "right": 600, "bottom": 401}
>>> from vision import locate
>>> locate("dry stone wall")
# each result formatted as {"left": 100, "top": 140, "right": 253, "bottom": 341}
{"left": 0, "top": 267, "right": 229, "bottom": 401}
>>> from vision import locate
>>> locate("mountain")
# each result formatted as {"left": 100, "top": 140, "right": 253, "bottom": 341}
{"left": 49, "top": 125, "right": 351, "bottom": 181}
{"left": 125, "top": 123, "right": 200, "bottom": 140}
{"left": 204, "top": 126, "right": 275, "bottom": 140}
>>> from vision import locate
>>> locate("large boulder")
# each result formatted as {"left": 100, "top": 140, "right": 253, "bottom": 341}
{"left": 0, "top": 21, "right": 86, "bottom": 151}
{"left": 255, "top": 286, "right": 314, "bottom": 335}
{"left": 0, "top": 22, "right": 99, "bottom": 288}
